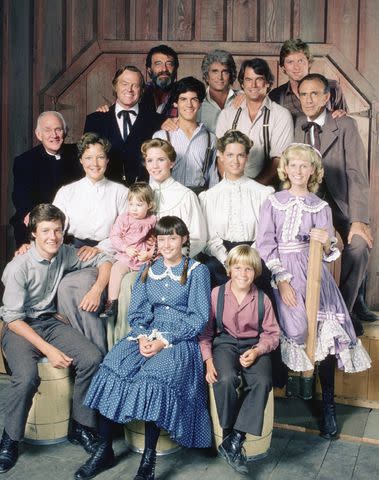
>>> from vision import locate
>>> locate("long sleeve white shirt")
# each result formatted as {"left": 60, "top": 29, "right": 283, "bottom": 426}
{"left": 53, "top": 177, "right": 129, "bottom": 249}
{"left": 199, "top": 175, "right": 274, "bottom": 264}
{"left": 150, "top": 176, "right": 207, "bottom": 257}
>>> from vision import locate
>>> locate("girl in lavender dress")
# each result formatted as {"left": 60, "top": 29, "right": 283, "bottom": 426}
{"left": 256, "top": 143, "right": 371, "bottom": 439}
{"left": 101, "top": 182, "right": 156, "bottom": 318}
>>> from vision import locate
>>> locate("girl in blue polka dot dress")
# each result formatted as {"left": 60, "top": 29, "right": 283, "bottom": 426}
{"left": 74, "top": 216, "right": 212, "bottom": 480}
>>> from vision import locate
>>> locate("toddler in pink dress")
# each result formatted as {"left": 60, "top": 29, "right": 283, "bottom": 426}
{"left": 101, "top": 182, "right": 156, "bottom": 317}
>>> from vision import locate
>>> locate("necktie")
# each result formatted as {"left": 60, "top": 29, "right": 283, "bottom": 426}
{"left": 118, "top": 110, "right": 137, "bottom": 140}
{"left": 302, "top": 121, "right": 322, "bottom": 151}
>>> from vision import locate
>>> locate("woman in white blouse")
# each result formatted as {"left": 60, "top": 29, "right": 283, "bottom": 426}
{"left": 54, "top": 133, "right": 128, "bottom": 354}
{"left": 114, "top": 138, "right": 207, "bottom": 344}
{"left": 199, "top": 130, "right": 274, "bottom": 287}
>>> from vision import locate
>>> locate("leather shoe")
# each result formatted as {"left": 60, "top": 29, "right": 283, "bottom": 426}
{"left": 74, "top": 440, "right": 115, "bottom": 480}
{"left": 0, "top": 430, "right": 19, "bottom": 474}
{"left": 68, "top": 421, "right": 100, "bottom": 454}
{"left": 218, "top": 431, "right": 248, "bottom": 474}
{"left": 134, "top": 448, "right": 156, "bottom": 480}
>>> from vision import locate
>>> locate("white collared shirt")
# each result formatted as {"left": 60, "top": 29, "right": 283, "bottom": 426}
{"left": 216, "top": 96, "right": 294, "bottom": 179}
{"left": 53, "top": 176, "right": 129, "bottom": 243}
{"left": 307, "top": 109, "right": 327, "bottom": 146}
{"left": 115, "top": 102, "right": 139, "bottom": 139}
{"left": 198, "top": 87, "right": 238, "bottom": 133}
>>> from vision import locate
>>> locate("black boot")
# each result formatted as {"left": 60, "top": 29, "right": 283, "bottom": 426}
{"left": 68, "top": 420, "right": 100, "bottom": 454}
{"left": 218, "top": 430, "right": 248, "bottom": 474}
{"left": 286, "top": 372, "right": 300, "bottom": 398}
{"left": 0, "top": 430, "right": 19, "bottom": 474}
{"left": 134, "top": 448, "right": 157, "bottom": 480}
{"left": 318, "top": 356, "right": 338, "bottom": 439}
{"left": 352, "top": 275, "right": 378, "bottom": 323}
{"left": 100, "top": 300, "right": 118, "bottom": 318}
{"left": 299, "top": 374, "right": 314, "bottom": 400}
{"left": 74, "top": 440, "right": 115, "bottom": 480}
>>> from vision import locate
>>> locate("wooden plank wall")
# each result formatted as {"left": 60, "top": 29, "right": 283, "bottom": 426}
{"left": 1, "top": 0, "right": 379, "bottom": 305}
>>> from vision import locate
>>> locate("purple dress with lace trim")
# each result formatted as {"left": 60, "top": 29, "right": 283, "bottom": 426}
{"left": 256, "top": 190, "right": 371, "bottom": 373}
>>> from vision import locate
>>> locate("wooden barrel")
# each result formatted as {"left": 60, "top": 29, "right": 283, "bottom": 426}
{"left": 24, "top": 357, "right": 73, "bottom": 445}
{"left": 124, "top": 421, "right": 181, "bottom": 456}
{"left": 209, "top": 385, "right": 274, "bottom": 460}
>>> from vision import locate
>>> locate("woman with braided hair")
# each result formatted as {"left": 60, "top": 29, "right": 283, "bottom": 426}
{"left": 74, "top": 216, "right": 212, "bottom": 480}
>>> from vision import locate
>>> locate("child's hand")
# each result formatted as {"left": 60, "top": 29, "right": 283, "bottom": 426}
{"left": 205, "top": 358, "right": 218, "bottom": 384}
{"left": 278, "top": 280, "right": 297, "bottom": 307}
{"left": 137, "top": 250, "right": 151, "bottom": 262}
{"left": 240, "top": 348, "right": 258, "bottom": 368}
{"left": 124, "top": 246, "right": 138, "bottom": 257}
{"left": 310, "top": 228, "right": 329, "bottom": 245}
{"left": 139, "top": 339, "right": 165, "bottom": 358}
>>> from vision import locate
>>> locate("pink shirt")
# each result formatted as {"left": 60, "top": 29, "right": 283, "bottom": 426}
{"left": 199, "top": 280, "right": 280, "bottom": 361}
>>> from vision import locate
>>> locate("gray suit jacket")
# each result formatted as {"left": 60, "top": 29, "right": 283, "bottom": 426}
{"left": 294, "top": 111, "right": 369, "bottom": 224}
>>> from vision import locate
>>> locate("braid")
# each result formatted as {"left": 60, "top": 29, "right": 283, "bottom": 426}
{"left": 180, "top": 238, "right": 191, "bottom": 285}
{"left": 141, "top": 240, "right": 159, "bottom": 283}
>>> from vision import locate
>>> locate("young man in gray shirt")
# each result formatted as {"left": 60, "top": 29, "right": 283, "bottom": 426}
{"left": 0, "top": 204, "right": 113, "bottom": 474}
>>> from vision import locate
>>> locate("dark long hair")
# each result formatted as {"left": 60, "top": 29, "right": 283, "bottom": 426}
{"left": 141, "top": 216, "right": 190, "bottom": 285}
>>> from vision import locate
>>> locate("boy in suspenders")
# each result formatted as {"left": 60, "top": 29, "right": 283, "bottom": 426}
{"left": 199, "top": 245, "right": 280, "bottom": 474}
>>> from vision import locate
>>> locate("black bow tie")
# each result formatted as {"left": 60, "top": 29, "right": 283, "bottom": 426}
{"left": 118, "top": 110, "right": 137, "bottom": 141}
{"left": 302, "top": 121, "right": 322, "bottom": 133}
{"left": 117, "top": 109, "right": 137, "bottom": 119}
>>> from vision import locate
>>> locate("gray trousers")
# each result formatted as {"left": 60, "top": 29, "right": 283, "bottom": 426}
{"left": 212, "top": 334, "right": 272, "bottom": 437}
{"left": 1, "top": 316, "right": 103, "bottom": 441}
{"left": 330, "top": 198, "right": 370, "bottom": 311}
{"left": 57, "top": 268, "right": 107, "bottom": 354}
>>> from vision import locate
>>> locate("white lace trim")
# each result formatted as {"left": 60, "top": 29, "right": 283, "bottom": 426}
{"left": 127, "top": 328, "right": 172, "bottom": 348}
{"left": 148, "top": 261, "right": 200, "bottom": 281}
{"left": 266, "top": 258, "right": 293, "bottom": 288}
{"left": 322, "top": 237, "right": 341, "bottom": 262}
{"left": 280, "top": 312, "right": 372, "bottom": 374}
{"left": 315, "top": 315, "right": 371, "bottom": 372}
{"left": 268, "top": 194, "right": 328, "bottom": 243}
{"left": 280, "top": 333, "right": 313, "bottom": 372}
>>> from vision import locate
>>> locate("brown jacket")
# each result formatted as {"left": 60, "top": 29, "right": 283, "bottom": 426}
{"left": 294, "top": 110, "right": 369, "bottom": 224}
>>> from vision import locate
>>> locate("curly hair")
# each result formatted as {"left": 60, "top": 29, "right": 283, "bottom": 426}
{"left": 201, "top": 49, "right": 237, "bottom": 85}
{"left": 77, "top": 132, "right": 111, "bottom": 159}
{"left": 216, "top": 129, "right": 252, "bottom": 155}
{"left": 278, "top": 143, "right": 324, "bottom": 193}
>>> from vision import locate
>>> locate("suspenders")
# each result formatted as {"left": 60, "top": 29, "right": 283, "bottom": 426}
{"left": 231, "top": 106, "right": 271, "bottom": 166}
{"left": 215, "top": 283, "right": 265, "bottom": 335}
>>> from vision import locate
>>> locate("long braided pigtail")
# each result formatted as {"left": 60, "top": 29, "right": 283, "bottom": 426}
{"left": 141, "top": 240, "right": 159, "bottom": 283}
{"left": 180, "top": 238, "right": 191, "bottom": 285}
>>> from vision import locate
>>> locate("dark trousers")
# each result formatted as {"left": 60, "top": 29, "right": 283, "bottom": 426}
{"left": 212, "top": 334, "right": 272, "bottom": 437}
{"left": 1, "top": 316, "right": 103, "bottom": 441}
{"left": 327, "top": 194, "right": 370, "bottom": 311}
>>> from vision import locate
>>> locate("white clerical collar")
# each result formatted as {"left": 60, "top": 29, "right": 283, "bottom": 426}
{"left": 44, "top": 148, "right": 61, "bottom": 160}
{"left": 307, "top": 109, "right": 326, "bottom": 127}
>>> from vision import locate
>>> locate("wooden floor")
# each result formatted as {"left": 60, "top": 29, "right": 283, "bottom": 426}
{"left": 1, "top": 376, "right": 379, "bottom": 479}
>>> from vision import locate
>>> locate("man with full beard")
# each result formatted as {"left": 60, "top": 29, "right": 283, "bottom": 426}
{"left": 142, "top": 44, "right": 179, "bottom": 117}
